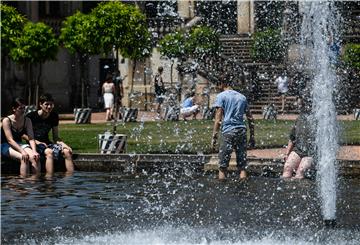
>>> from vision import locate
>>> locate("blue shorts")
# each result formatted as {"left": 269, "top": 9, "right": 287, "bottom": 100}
{"left": 1, "top": 142, "right": 30, "bottom": 157}
{"left": 36, "top": 143, "right": 63, "bottom": 160}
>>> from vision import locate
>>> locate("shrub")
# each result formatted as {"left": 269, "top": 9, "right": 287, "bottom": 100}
{"left": 250, "top": 29, "right": 285, "bottom": 62}
{"left": 343, "top": 43, "right": 360, "bottom": 69}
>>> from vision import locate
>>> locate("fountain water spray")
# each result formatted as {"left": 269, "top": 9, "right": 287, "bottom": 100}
{"left": 300, "top": 1, "right": 340, "bottom": 225}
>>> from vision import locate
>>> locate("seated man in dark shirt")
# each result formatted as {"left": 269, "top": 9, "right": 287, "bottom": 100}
{"left": 25, "top": 93, "right": 74, "bottom": 176}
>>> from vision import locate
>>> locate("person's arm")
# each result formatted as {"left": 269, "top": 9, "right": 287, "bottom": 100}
{"left": 52, "top": 126, "right": 72, "bottom": 153}
{"left": 284, "top": 126, "right": 296, "bottom": 161}
{"left": 21, "top": 134, "right": 45, "bottom": 146}
{"left": 211, "top": 107, "right": 223, "bottom": 152}
{"left": 102, "top": 84, "right": 105, "bottom": 95}
{"left": 284, "top": 140, "right": 295, "bottom": 162}
{"left": 246, "top": 108, "right": 255, "bottom": 148}
{"left": 25, "top": 118, "right": 39, "bottom": 160}
{"left": 119, "top": 82, "right": 124, "bottom": 97}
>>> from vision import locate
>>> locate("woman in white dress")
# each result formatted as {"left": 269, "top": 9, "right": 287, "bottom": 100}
{"left": 102, "top": 74, "right": 115, "bottom": 121}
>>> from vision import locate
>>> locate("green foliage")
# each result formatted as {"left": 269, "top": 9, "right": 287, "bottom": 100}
{"left": 158, "top": 26, "right": 219, "bottom": 61}
{"left": 158, "top": 31, "right": 186, "bottom": 60}
{"left": 10, "top": 22, "right": 58, "bottom": 64}
{"left": 119, "top": 5, "right": 151, "bottom": 59}
{"left": 250, "top": 29, "right": 285, "bottom": 62}
{"left": 186, "top": 26, "right": 220, "bottom": 59}
{"left": 60, "top": 11, "right": 100, "bottom": 55}
{"left": 0, "top": 4, "right": 26, "bottom": 55}
{"left": 343, "top": 43, "right": 360, "bottom": 69}
{"left": 92, "top": 1, "right": 151, "bottom": 59}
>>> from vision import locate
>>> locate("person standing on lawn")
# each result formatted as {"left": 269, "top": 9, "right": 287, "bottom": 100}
{"left": 154, "top": 66, "right": 166, "bottom": 119}
{"left": 25, "top": 93, "right": 74, "bottom": 175}
{"left": 211, "top": 74, "right": 255, "bottom": 180}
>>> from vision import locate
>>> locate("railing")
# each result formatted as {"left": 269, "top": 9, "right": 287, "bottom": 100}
{"left": 147, "top": 17, "right": 185, "bottom": 40}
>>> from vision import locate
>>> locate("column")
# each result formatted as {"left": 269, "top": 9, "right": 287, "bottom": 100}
{"left": 237, "top": 0, "right": 255, "bottom": 34}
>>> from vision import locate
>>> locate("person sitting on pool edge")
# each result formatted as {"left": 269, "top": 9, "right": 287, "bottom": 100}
{"left": 24, "top": 93, "right": 74, "bottom": 176}
{"left": 1, "top": 98, "right": 40, "bottom": 177}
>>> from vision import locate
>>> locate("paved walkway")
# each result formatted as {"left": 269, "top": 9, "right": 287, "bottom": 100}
{"left": 59, "top": 111, "right": 359, "bottom": 161}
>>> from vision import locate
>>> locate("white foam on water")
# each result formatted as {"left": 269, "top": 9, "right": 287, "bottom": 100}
{"left": 27, "top": 226, "right": 357, "bottom": 245}
{"left": 300, "top": 1, "right": 339, "bottom": 220}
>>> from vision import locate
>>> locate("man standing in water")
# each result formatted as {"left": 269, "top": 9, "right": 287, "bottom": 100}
{"left": 211, "top": 75, "right": 255, "bottom": 180}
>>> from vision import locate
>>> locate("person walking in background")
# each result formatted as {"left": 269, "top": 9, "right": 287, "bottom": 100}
{"left": 25, "top": 93, "right": 75, "bottom": 176}
{"left": 211, "top": 75, "right": 255, "bottom": 180}
{"left": 154, "top": 66, "right": 166, "bottom": 119}
{"left": 112, "top": 70, "right": 127, "bottom": 120}
{"left": 275, "top": 71, "right": 289, "bottom": 113}
{"left": 282, "top": 97, "right": 314, "bottom": 179}
{"left": 102, "top": 73, "right": 115, "bottom": 121}
{"left": 180, "top": 91, "right": 200, "bottom": 120}
{"left": 1, "top": 98, "right": 40, "bottom": 177}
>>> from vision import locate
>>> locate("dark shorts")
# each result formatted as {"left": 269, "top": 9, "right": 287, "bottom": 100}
{"left": 218, "top": 128, "right": 247, "bottom": 170}
{"left": 1, "top": 142, "right": 30, "bottom": 157}
{"left": 36, "top": 143, "right": 63, "bottom": 160}
{"left": 155, "top": 95, "right": 165, "bottom": 104}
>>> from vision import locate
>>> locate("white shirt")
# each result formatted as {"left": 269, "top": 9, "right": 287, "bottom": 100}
{"left": 275, "top": 75, "right": 289, "bottom": 93}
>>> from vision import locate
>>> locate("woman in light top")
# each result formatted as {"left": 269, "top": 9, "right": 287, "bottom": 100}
{"left": 102, "top": 73, "right": 115, "bottom": 121}
{"left": 1, "top": 98, "right": 40, "bottom": 177}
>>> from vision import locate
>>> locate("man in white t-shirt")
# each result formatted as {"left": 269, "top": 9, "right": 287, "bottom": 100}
{"left": 275, "top": 72, "right": 289, "bottom": 113}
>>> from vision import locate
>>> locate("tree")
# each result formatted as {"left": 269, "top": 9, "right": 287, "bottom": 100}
{"left": 0, "top": 4, "right": 26, "bottom": 56}
{"left": 10, "top": 22, "right": 58, "bottom": 105}
{"left": 158, "top": 31, "right": 186, "bottom": 85}
{"left": 185, "top": 26, "right": 220, "bottom": 61}
{"left": 60, "top": 11, "right": 101, "bottom": 108}
{"left": 1, "top": 4, "right": 26, "bottom": 96}
{"left": 250, "top": 28, "right": 285, "bottom": 62}
{"left": 92, "top": 1, "right": 151, "bottom": 133}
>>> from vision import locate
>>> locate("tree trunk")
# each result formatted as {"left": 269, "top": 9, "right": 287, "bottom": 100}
{"left": 27, "top": 63, "right": 32, "bottom": 105}
{"left": 35, "top": 63, "right": 42, "bottom": 107}
{"left": 144, "top": 62, "right": 147, "bottom": 111}
{"left": 129, "top": 59, "right": 137, "bottom": 108}
{"left": 79, "top": 54, "right": 87, "bottom": 108}
{"left": 170, "top": 61, "right": 174, "bottom": 86}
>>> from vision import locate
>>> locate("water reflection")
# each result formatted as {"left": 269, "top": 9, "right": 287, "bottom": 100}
{"left": 1, "top": 172, "right": 359, "bottom": 244}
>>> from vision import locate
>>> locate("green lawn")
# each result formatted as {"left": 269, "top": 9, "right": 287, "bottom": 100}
{"left": 57, "top": 119, "right": 360, "bottom": 154}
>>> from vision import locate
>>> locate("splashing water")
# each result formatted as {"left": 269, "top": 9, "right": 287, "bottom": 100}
{"left": 300, "top": 1, "right": 339, "bottom": 220}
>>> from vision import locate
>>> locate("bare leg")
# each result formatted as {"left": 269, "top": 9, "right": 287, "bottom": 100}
{"left": 281, "top": 95, "right": 286, "bottom": 112}
{"left": 9, "top": 148, "right": 29, "bottom": 177}
{"left": 293, "top": 157, "right": 313, "bottom": 179}
{"left": 25, "top": 148, "right": 40, "bottom": 176}
{"left": 44, "top": 148, "right": 54, "bottom": 177}
{"left": 240, "top": 170, "right": 247, "bottom": 179}
{"left": 218, "top": 168, "right": 227, "bottom": 180}
{"left": 63, "top": 148, "right": 74, "bottom": 175}
{"left": 282, "top": 151, "right": 301, "bottom": 178}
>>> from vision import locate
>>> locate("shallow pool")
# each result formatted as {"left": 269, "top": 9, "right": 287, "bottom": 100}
{"left": 1, "top": 171, "right": 359, "bottom": 244}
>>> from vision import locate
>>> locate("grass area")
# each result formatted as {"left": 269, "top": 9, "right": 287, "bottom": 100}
{"left": 57, "top": 119, "right": 360, "bottom": 154}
